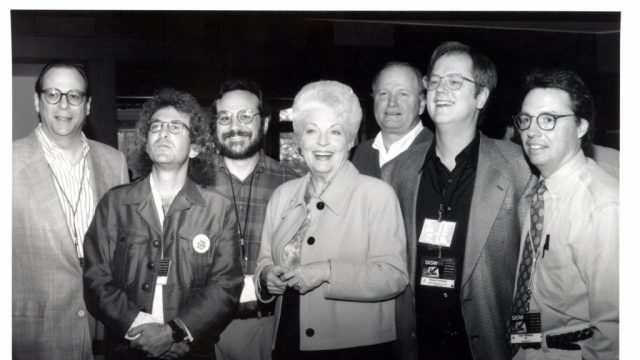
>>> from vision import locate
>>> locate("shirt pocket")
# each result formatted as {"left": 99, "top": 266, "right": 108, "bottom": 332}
{"left": 114, "top": 228, "right": 149, "bottom": 290}
{"left": 176, "top": 230, "right": 216, "bottom": 288}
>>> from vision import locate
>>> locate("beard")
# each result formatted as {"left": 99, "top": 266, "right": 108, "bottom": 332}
{"left": 213, "top": 128, "right": 264, "bottom": 160}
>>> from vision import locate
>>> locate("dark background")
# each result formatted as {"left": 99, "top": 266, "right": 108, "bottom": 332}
{"left": 12, "top": 10, "right": 620, "bottom": 159}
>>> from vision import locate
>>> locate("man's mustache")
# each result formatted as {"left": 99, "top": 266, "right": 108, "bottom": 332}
{"left": 222, "top": 130, "right": 252, "bottom": 140}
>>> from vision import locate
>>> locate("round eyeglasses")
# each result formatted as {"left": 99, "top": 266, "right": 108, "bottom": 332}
{"left": 40, "top": 88, "right": 87, "bottom": 106}
{"left": 215, "top": 110, "right": 259, "bottom": 125}
{"left": 513, "top": 112, "right": 576, "bottom": 131}
{"left": 424, "top": 74, "right": 481, "bottom": 91}
{"left": 148, "top": 120, "right": 192, "bottom": 135}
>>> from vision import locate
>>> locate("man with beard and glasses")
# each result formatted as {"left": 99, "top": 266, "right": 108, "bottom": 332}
{"left": 192, "top": 78, "right": 299, "bottom": 360}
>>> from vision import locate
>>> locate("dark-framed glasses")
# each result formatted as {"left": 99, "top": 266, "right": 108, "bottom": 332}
{"left": 513, "top": 112, "right": 575, "bottom": 131}
{"left": 424, "top": 73, "right": 480, "bottom": 91}
{"left": 40, "top": 88, "right": 87, "bottom": 106}
{"left": 215, "top": 110, "right": 259, "bottom": 125}
{"left": 148, "top": 120, "right": 192, "bottom": 135}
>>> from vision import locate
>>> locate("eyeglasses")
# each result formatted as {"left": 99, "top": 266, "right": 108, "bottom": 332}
{"left": 40, "top": 88, "right": 87, "bottom": 106}
{"left": 513, "top": 112, "right": 576, "bottom": 131}
{"left": 148, "top": 120, "right": 192, "bottom": 135}
{"left": 215, "top": 110, "right": 259, "bottom": 125}
{"left": 424, "top": 74, "right": 480, "bottom": 91}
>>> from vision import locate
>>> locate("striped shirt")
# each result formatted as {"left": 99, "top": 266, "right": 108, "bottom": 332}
{"left": 36, "top": 124, "right": 95, "bottom": 262}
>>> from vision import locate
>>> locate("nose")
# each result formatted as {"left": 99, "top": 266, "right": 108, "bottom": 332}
{"left": 58, "top": 94, "right": 70, "bottom": 109}
{"left": 158, "top": 122, "right": 170, "bottom": 137}
{"left": 435, "top": 78, "right": 448, "bottom": 93}
{"left": 228, "top": 115, "right": 243, "bottom": 131}
{"left": 387, "top": 93, "right": 398, "bottom": 106}
{"left": 317, "top": 130, "right": 328, "bottom": 146}
{"left": 525, "top": 119, "right": 542, "bottom": 138}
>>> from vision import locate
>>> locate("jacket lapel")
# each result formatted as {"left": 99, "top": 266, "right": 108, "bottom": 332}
{"left": 126, "top": 177, "right": 163, "bottom": 237}
{"left": 462, "top": 135, "right": 509, "bottom": 288}
{"left": 23, "top": 133, "right": 83, "bottom": 269}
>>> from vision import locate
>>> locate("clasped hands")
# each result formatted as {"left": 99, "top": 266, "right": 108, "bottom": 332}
{"left": 262, "top": 261, "right": 330, "bottom": 295}
{"left": 128, "top": 323, "right": 190, "bottom": 359}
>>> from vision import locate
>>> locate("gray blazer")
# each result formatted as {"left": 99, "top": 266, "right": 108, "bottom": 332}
{"left": 13, "top": 130, "right": 128, "bottom": 360}
{"left": 389, "top": 133, "right": 531, "bottom": 360}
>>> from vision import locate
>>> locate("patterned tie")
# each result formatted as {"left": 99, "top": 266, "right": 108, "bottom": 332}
{"left": 510, "top": 179, "right": 547, "bottom": 350}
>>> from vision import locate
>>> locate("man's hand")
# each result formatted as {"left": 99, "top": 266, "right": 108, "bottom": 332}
{"left": 128, "top": 323, "right": 174, "bottom": 358}
{"left": 160, "top": 342, "right": 190, "bottom": 359}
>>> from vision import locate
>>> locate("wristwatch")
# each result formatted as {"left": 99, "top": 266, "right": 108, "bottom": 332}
{"left": 168, "top": 319, "right": 189, "bottom": 343}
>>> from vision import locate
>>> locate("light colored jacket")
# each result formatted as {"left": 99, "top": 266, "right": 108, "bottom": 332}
{"left": 255, "top": 161, "right": 408, "bottom": 351}
{"left": 12, "top": 130, "right": 129, "bottom": 360}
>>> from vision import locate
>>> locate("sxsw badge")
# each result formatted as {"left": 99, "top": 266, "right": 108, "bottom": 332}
{"left": 510, "top": 313, "right": 542, "bottom": 344}
{"left": 420, "top": 257, "right": 457, "bottom": 289}
{"left": 192, "top": 234, "right": 210, "bottom": 253}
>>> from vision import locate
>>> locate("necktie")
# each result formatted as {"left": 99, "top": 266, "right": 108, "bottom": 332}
{"left": 510, "top": 179, "right": 547, "bottom": 350}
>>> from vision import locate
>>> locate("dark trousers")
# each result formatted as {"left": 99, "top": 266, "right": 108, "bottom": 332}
{"left": 273, "top": 288, "right": 394, "bottom": 360}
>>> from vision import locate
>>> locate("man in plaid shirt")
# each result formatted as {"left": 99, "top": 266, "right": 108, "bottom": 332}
{"left": 191, "top": 78, "right": 299, "bottom": 360}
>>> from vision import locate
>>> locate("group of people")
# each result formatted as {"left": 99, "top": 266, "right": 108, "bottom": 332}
{"left": 13, "top": 40, "right": 618, "bottom": 360}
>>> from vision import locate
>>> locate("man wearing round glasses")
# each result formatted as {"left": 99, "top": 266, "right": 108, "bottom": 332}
{"left": 510, "top": 69, "right": 618, "bottom": 360}
{"left": 83, "top": 88, "right": 244, "bottom": 359}
{"left": 13, "top": 61, "right": 129, "bottom": 360}
{"left": 388, "top": 41, "right": 531, "bottom": 360}
{"left": 189, "top": 78, "right": 298, "bottom": 360}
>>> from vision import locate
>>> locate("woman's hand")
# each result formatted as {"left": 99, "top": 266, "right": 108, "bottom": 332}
{"left": 261, "top": 265, "right": 289, "bottom": 295}
{"left": 281, "top": 261, "right": 330, "bottom": 294}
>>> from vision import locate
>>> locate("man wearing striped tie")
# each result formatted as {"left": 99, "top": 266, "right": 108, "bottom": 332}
{"left": 510, "top": 68, "right": 618, "bottom": 360}
{"left": 13, "top": 61, "right": 129, "bottom": 360}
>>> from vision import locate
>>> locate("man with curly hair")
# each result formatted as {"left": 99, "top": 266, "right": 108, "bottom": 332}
{"left": 83, "top": 88, "right": 244, "bottom": 359}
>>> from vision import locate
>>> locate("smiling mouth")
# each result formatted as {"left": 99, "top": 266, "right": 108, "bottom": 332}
{"left": 313, "top": 152, "right": 333, "bottom": 160}
{"left": 435, "top": 100, "right": 453, "bottom": 107}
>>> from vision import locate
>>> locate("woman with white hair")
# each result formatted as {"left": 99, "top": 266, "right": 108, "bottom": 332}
{"left": 255, "top": 80, "right": 409, "bottom": 359}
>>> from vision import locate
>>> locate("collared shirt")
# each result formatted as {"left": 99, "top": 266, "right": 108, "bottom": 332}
{"left": 414, "top": 133, "right": 480, "bottom": 359}
{"left": 372, "top": 121, "right": 424, "bottom": 168}
{"left": 195, "top": 151, "right": 299, "bottom": 275}
{"left": 516, "top": 151, "right": 618, "bottom": 360}
{"left": 36, "top": 124, "right": 94, "bottom": 261}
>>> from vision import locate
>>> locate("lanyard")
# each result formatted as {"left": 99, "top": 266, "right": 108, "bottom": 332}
{"left": 48, "top": 156, "right": 87, "bottom": 266}
{"left": 228, "top": 169, "right": 255, "bottom": 272}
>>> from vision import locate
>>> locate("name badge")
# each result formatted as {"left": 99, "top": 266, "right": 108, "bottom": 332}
{"left": 240, "top": 275, "right": 257, "bottom": 303}
{"left": 418, "top": 218, "right": 456, "bottom": 247}
{"left": 510, "top": 313, "right": 542, "bottom": 344}
{"left": 419, "top": 257, "right": 457, "bottom": 288}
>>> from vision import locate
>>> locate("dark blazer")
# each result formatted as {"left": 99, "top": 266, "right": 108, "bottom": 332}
{"left": 351, "top": 127, "right": 434, "bottom": 183}
{"left": 389, "top": 133, "right": 531, "bottom": 360}
{"left": 83, "top": 176, "right": 244, "bottom": 356}
{"left": 13, "top": 130, "right": 129, "bottom": 360}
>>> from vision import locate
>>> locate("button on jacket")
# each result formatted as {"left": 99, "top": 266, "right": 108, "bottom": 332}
{"left": 83, "top": 176, "right": 244, "bottom": 351}
{"left": 255, "top": 161, "right": 409, "bottom": 351}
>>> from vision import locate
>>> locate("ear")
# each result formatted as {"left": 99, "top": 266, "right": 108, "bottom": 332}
{"left": 475, "top": 87, "right": 490, "bottom": 110}
{"left": 34, "top": 92, "right": 40, "bottom": 113}
{"left": 85, "top": 96, "right": 92, "bottom": 116}
{"left": 189, "top": 144, "right": 201, "bottom": 159}
{"left": 418, "top": 92, "right": 427, "bottom": 116}
{"left": 262, "top": 115, "right": 271, "bottom": 134}
{"left": 577, "top": 118, "right": 589, "bottom": 140}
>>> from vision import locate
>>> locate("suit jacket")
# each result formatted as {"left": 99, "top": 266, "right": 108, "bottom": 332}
{"left": 13, "top": 130, "right": 129, "bottom": 360}
{"left": 351, "top": 127, "right": 434, "bottom": 183}
{"left": 389, "top": 133, "right": 531, "bottom": 360}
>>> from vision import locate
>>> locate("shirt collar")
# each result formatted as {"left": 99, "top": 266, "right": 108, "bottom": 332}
{"left": 372, "top": 122, "right": 424, "bottom": 164}
{"left": 424, "top": 131, "right": 480, "bottom": 169}
{"left": 541, "top": 150, "right": 587, "bottom": 197}
{"left": 36, "top": 123, "right": 90, "bottom": 160}
{"left": 215, "top": 150, "right": 267, "bottom": 175}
